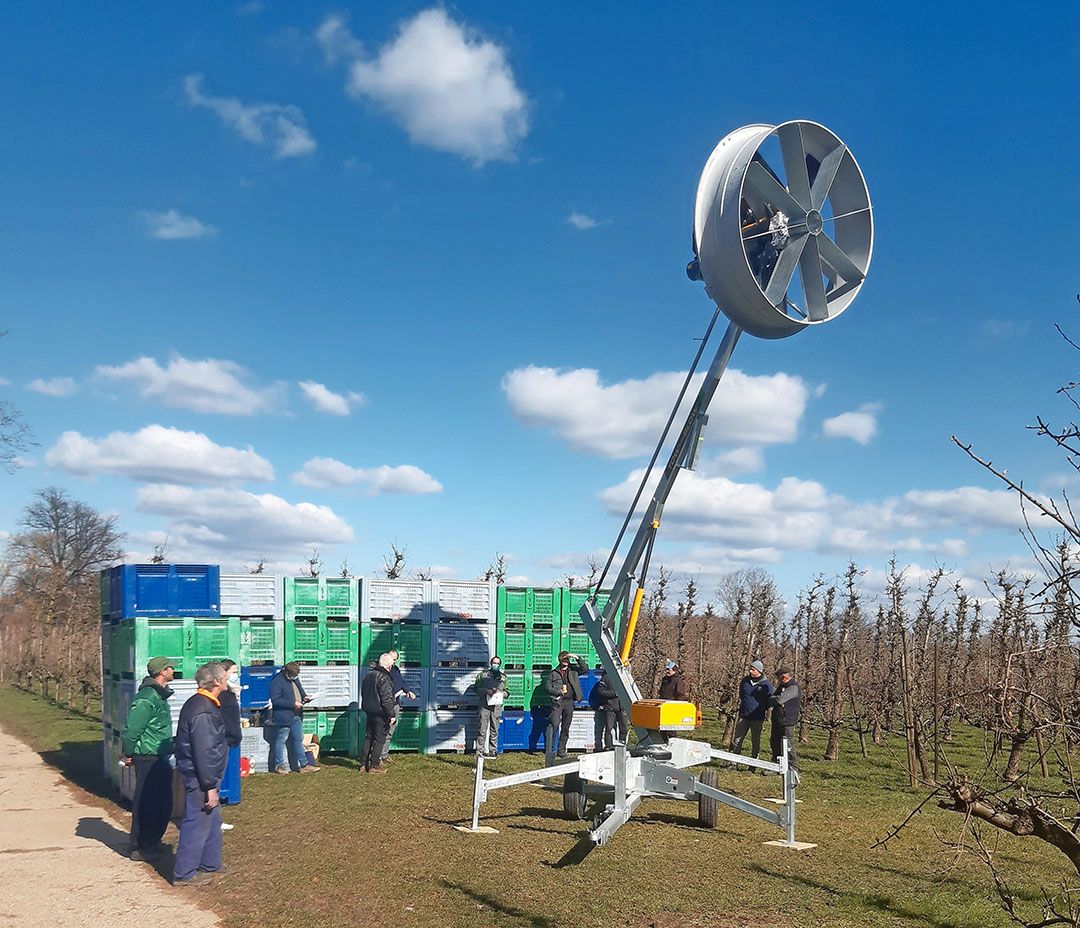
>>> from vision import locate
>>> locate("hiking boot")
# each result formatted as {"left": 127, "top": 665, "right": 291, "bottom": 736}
{"left": 174, "top": 872, "right": 213, "bottom": 888}
{"left": 299, "top": 764, "right": 321, "bottom": 773}
{"left": 129, "top": 847, "right": 160, "bottom": 863}
{"left": 275, "top": 766, "right": 290, "bottom": 775}
{"left": 200, "top": 865, "right": 230, "bottom": 880}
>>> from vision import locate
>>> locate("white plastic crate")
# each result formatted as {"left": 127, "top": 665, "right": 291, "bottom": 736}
{"left": 300, "top": 665, "right": 359, "bottom": 709}
{"left": 168, "top": 680, "right": 199, "bottom": 733}
{"left": 221, "top": 574, "right": 282, "bottom": 619}
{"left": 359, "top": 665, "right": 429, "bottom": 710}
{"left": 360, "top": 578, "right": 433, "bottom": 622}
{"left": 241, "top": 726, "right": 272, "bottom": 773}
{"left": 433, "top": 666, "right": 482, "bottom": 707}
{"left": 435, "top": 579, "right": 496, "bottom": 622}
{"left": 566, "top": 709, "right": 598, "bottom": 751}
{"left": 432, "top": 622, "right": 495, "bottom": 665}
{"left": 428, "top": 709, "right": 479, "bottom": 753}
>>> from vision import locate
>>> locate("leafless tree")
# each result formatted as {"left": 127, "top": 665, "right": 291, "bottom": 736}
{"left": 302, "top": 547, "right": 322, "bottom": 578}
{"left": 483, "top": 553, "right": 508, "bottom": 584}
{"left": 382, "top": 544, "right": 407, "bottom": 579}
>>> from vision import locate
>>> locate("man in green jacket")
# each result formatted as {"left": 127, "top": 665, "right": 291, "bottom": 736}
{"left": 121, "top": 656, "right": 176, "bottom": 861}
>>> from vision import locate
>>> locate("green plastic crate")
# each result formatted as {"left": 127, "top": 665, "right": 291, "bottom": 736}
{"left": 284, "top": 618, "right": 359, "bottom": 664}
{"left": 284, "top": 577, "right": 358, "bottom": 620}
{"left": 191, "top": 618, "right": 242, "bottom": 667}
{"left": 359, "top": 621, "right": 431, "bottom": 666}
{"left": 560, "top": 624, "right": 600, "bottom": 667}
{"left": 358, "top": 708, "right": 428, "bottom": 752}
{"left": 496, "top": 624, "right": 528, "bottom": 666}
{"left": 302, "top": 709, "right": 359, "bottom": 754}
{"left": 497, "top": 587, "right": 562, "bottom": 627}
{"left": 504, "top": 668, "right": 548, "bottom": 709}
{"left": 530, "top": 625, "right": 560, "bottom": 667}
{"left": 238, "top": 619, "right": 284, "bottom": 664}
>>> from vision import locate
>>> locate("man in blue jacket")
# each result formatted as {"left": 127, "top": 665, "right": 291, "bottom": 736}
{"left": 172, "top": 662, "right": 229, "bottom": 886}
{"left": 730, "top": 660, "right": 773, "bottom": 761}
{"left": 269, "top": 662, "right": 319, "bottom": 774}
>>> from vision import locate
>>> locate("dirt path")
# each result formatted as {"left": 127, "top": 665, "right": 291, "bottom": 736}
{"left": 0, "top": 722, "right": 221, "bottom": 928}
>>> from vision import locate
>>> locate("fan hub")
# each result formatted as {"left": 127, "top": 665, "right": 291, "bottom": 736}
{"left": 805, "top": 208, "right": 824, "bottom": 235}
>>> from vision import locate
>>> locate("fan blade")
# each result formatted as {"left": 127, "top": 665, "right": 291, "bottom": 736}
{"left": 799, "top": 238, "right": 829, "bottom": 321}
{"left": 764, "top": 234, "right": 809, "bottom": 305}
{"left": 817, "top": 234, "right": 865, "bottom": 284}
{"left": 810, "top": 144, "right": 847, "bottom": 210}
{"left": 744, "top": 160, "right": 805, "bottom": 220}
{"left": 777, "top": 123, "right": 812, "bottom": 209}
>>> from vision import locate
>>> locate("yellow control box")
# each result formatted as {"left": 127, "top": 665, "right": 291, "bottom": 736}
{"left": 630, "top": 699, "right": 701, "bottom": 731}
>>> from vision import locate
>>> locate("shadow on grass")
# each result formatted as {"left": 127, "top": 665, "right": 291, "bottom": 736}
{"left": 866, "top": 861, "right": 1043, "bottom": 904}
{"left": 422, "top": 806, "right": 574, "bottom": 830}
{"left": 41, "top": 741, "right": 113, "bottom": 802}
{"left": 750, "top": 863, "right": 971, "bottom": 928}
{"left": 542, "top": 835, "right": 597, "bottom": 869}
{"left": 440, "top": 879, "right": 556, "bottom": 926}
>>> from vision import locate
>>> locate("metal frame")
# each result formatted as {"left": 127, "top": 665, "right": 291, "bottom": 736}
{"left": 468, "top": 737, "right": 804, "bottom": 848}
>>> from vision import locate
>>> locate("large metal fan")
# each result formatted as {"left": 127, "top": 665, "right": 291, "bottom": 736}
{"left": 690, "top": 120, "right": 873, "bottom": 339}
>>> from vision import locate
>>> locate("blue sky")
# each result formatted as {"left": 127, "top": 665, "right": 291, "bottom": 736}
{"left": 2, "top": 3, "right": 1078, "bottom": 601}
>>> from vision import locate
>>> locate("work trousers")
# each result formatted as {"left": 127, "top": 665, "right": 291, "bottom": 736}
{"left": 380, "top": 708, "right": 399, "bottom": 762}
{"left": 731, "top": 718, "right": 765, "bottom": 759}
{"left": 272, "top": 716, "right": 309, "bottom": 771}
{"left": 770, "top": 724, "right": 797, "bottom": 769}
{"left": 545, "top": 700, "right": 575, "bottom": 762}
{"left": 362, "top": 712, "right": 390, "bottom": 771}
{"left": 129, "top": 755, "right": 173, "bottom": 851}
{"left": 477, "top": 705, "right": 502, "bottom": 755}
{"left": 600, "top": 708, "right": 628, "bottom": 750}
{"left": 172, "top": 779, "right": 223, "bottom": 883}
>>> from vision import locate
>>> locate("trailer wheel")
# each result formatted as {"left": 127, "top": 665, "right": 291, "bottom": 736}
{"left": 698, "top": 767, "right": 718, "bottom": 829}
{"left": 563, "top": 772, "right": 587, "bottom": 821}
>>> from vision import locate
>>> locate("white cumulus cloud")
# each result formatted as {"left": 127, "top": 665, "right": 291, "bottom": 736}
{"left": 184, "top": 73, "right": 316, "bottom": 159}
{"left": 503, "top": 366, "right": 810, "bottom": 459}
{"left": 823, "top": 403, "right": 881, "bottom": 445}
{"left": 292, "top": 457, "right": 442, "bottom": 495}
{"left": 135, "top": 484, "right": 354, "bottom": 556}
{"left": 27, "top": 377, "right": 78, "bottom": 397}
{"left": 298, "top": 381, "right": 366, "bottom": 416}
{"left": 568, "top": 211, "right": 599, "bottom": 230}
{"left": 140, "top": 209, "right": 216, "bottom": 240}
{"left": 96, "top": 354, "right": 284, "bottom": 416}
{"left": 45, "top": 425, "right": 274, "bottom": 485}
{"left": 317, "top": 10, "right": 529, "bottom": 166}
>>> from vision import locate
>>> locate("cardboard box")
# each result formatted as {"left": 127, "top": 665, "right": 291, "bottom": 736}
{"left": 303, "top": 733, "right": 320, "bottom": 763}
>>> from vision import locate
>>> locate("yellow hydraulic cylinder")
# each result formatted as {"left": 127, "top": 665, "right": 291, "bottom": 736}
{"left": 619, "top": 586, "right": 646, "bottom": 663}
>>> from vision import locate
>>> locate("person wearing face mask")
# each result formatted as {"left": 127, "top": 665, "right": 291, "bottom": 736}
{"left": 545, "top": 651, "right": 587, "bottom": 763}
{"left": 269, "top": 662, "right": 319, "bottom": 774}
{"left": 474, "top": 656, "right": 507, "bottom": 758}
{"left": 217, "top": 659, "right": 242, "bottom": 831}
{"left": 120, "top": 656, "right": 175, "bottom": 862}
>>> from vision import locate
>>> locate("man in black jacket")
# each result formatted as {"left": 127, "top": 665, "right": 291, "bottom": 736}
{"left": 658, "top": 660, "right": 689, "bottom": 700}
{"left": 173, "top": 661, "right": 229, "bottom": 886}
{"left": 360, "top": 652, "right": 396, "bottom": 774}
{"left": 593, "top": 673, "right": 628, "bottom": 751}
{"left": 769, "top": 667, "right": 802, "bottom": 770}
{"left": 545, "top": 651, "right": 586, "bottom": 763}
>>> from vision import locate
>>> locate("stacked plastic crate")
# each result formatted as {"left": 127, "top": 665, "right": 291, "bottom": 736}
{"left": 100, "top": 565, "right": 241, "bottom": 802}
{"left": 428, "top": 579, "right": 498, "bottom": 753}
{"left": 282, "top": 577, "right": 360, "bottom": 756}
{"left": 496, "top": 587, "right": 561, "bottom": 752}
{"left": 223, "top": 574, "right": 282, "bottom": 775}
{"left": 358, "top": 578, "right": 432, "bottom": 753}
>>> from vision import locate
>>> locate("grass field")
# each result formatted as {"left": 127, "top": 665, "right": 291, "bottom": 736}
{"left": 0, "top": 684, "right": 1063, "bottom": 928}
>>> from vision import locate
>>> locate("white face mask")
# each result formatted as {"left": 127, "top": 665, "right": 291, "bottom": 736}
{"left": 228, "top": 672, "right": 240, "bottom": 688}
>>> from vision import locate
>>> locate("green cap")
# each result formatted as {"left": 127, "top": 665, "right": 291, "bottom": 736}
{"left": 147, "top": 656, "right": 174, "bottom": 675}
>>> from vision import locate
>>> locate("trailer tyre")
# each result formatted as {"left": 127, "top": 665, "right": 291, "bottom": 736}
{"left": 563, "top": 772, "right": 587, "bottom": 821}
{"left": 698, "top": 767, "right": 718, "bottom": 829}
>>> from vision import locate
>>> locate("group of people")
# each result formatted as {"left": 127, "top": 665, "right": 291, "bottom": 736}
{"left": 120, "top": 657, "right": 243, "bottom": 887}
{"left": 468, "top": 652, "right": 801, "bottom": 768}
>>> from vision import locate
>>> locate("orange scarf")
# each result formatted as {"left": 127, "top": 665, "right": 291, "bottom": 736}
{"left": 196, "top": 688, "right": 221, "bottom": 707}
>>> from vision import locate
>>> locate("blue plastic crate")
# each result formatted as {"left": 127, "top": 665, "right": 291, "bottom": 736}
{"left": 240, "top": 665, "right": 281, "bottom": 710}
{"left": 497, "top": 710, "right": 529, "bottom": 751}
{"left": 104, "top": 564, "right": 220, "bottom": 620}
{"left": 219, "top": 745, "right": 241, "bottom": 804}
{"left": 578, "top": 669, "right": 603, "bottom": 708}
